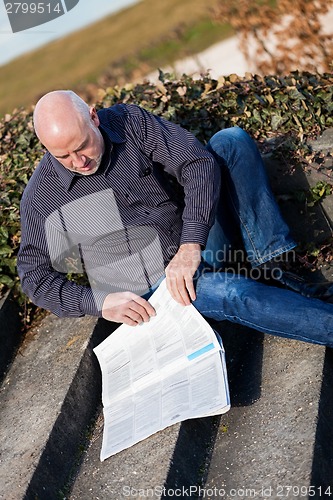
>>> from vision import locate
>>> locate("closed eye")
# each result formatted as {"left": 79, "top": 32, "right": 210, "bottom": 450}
{"left": 54, "top": 138, "right": 89, "bottom": 159}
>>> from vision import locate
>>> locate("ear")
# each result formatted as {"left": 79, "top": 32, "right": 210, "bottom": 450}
{"left": 89, "top": 106, "right": 100, "bottom": 127}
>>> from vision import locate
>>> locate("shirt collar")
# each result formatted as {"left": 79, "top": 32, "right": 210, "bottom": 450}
{"left": 49, "top": 121, "right": 126, "bottom": 192}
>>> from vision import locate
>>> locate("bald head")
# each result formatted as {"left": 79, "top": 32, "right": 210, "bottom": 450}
{"left": 33, "top": 90, "right": 91, "bottom": 145}
{"left": 34, "top": 90, "right": 105, "bottom": 175}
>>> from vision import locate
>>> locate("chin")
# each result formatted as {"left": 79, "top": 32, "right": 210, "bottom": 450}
{"left": 79, "top": 166, "right": 99, "bottom": 176}
{"left": 76, "top": 157, "right": 102, "bottom": 176}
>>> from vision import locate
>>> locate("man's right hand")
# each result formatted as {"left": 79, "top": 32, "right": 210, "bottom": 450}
{"left": 102, "top": 292, "right": 156, "bottom": 326}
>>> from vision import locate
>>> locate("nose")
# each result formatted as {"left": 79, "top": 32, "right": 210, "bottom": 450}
{"left": 71, "top": 151, "right": 86, "bottom": 169}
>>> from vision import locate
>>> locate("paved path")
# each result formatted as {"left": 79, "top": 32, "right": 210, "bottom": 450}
{"left": 146, "top": 8, "right": 333, "bottom": 81}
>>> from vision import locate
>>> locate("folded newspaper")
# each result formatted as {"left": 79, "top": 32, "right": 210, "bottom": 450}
{"left": 93, "top": 279, "right": 230, "bottom": 461}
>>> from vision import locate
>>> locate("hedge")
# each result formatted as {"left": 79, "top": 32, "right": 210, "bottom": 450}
{"left": 0, "top": 71, "right": 332, "bottom": 298}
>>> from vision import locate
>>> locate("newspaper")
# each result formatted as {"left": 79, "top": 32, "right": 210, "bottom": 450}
{"left": 93, "top": 279, "right": 230, "bottom": 461}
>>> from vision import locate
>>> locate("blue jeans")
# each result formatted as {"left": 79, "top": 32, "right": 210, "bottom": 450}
{"left": 192, "top": 127, "right": 333, "bottom": 347}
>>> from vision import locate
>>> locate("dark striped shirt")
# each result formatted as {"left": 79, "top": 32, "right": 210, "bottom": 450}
{"left": 17, "top": 104, "right": 220, "bottom": 317}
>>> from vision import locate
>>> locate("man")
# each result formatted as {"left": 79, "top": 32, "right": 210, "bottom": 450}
{"left": 18, "top": 90, "right": 333, "bottom": 345}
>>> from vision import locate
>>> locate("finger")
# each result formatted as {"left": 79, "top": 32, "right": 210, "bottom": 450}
{"left": 168, "top": 274, "right": 190, "bottom": 306}
{"left": 185, "top": 275, "right": 196, "bottom": 302}
{"left": 128, "top": 304, "right": 150, "bottom": 323}
{"left": 129, "top": 300, "right": 158, "bottom": 322}
{"left": 166, "top": 273, "right": 185, "bottom": 305}
{"left": 177, "top": 277, "right": 191, "bottom": 306}
{"left": 122, "top": 315, "right": 140, "bottom": 327}
{"left": 131, "top": 295, "right": 156, "bottom": 317}
{"left": 122, "top": 307, "right": 147, "bottom": 326}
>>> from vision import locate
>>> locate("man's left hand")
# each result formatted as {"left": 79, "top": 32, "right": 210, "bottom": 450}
{"left": 165, "top": 243, "right": 201, "bottom": 306}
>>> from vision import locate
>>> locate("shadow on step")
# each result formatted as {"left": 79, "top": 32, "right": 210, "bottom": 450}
{"left": 311, "top": 347, "right": 333, "bottom": 498}
{"left": 161, "top": 323, "right": 264, "bottom": 499}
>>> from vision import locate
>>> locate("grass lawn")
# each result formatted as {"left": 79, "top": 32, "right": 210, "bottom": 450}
{"left": 0, "top": 0, "right": 232, "bottom": 117}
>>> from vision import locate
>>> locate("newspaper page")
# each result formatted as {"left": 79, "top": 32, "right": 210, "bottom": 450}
{"left": 93, "top": 279, "right": 230, "bottom": 461}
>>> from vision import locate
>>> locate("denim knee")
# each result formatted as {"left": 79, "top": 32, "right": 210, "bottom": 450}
{"left": 207, "top": 127, "right": 258, "bottom": 171}
{"left": 208, "top": 126, "right": 255, "bottom": 156}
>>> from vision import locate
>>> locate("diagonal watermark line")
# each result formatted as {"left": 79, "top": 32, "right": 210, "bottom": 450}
{"left": 58, "top": 0, "right": 67, "bottom": 13}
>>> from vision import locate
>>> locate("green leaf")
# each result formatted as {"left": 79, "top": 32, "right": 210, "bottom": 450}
{"left": 253, "top": 108, "right": 263, "bottom": 124}
{"left": 0, "top": 274, "right": 14, "bottom": 286}
{"left": 288, "top": 88, "right": 306, "bottom": 101}
{"left": 0, "top": 227, "right": 9, "bottom": 244}
{"left": 271, "top": 112, "right": 286, "bottom": 130}
{"left": 0, "top": 245, "right": 13, "bottom": 256}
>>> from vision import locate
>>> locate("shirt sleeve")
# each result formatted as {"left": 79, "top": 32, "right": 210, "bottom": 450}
{"left": 123, "top": 104, "right": 221, "bottom": 247}
{"left": 17, "top": 195, "right": 108, "bottom": 318}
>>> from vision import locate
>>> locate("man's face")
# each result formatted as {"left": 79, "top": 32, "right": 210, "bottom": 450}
{"left": 46, "top": 108, "right": 105, "bottom": 176}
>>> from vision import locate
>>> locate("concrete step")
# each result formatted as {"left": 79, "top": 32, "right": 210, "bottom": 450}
{"left": 69, "top": 412, "right": 182, "bottom": 499}
{"left": 2, "top": 308, "right": 332, "bottom": 499}
{"left": 204, "top": 333, "right": 333, "bottom": 499}
{"left": 68, "top": 325, "right": 333, "bottom": 500}
{"left": 0, "top": 312, "right": 116, "bottom": 500}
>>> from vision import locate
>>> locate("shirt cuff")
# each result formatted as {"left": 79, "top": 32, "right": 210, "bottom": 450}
{"left": 80, "top": 287, "right": 109, "bottom": 317}
{"left": 180, "top": 221, "right": 211, "bottom": 248}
